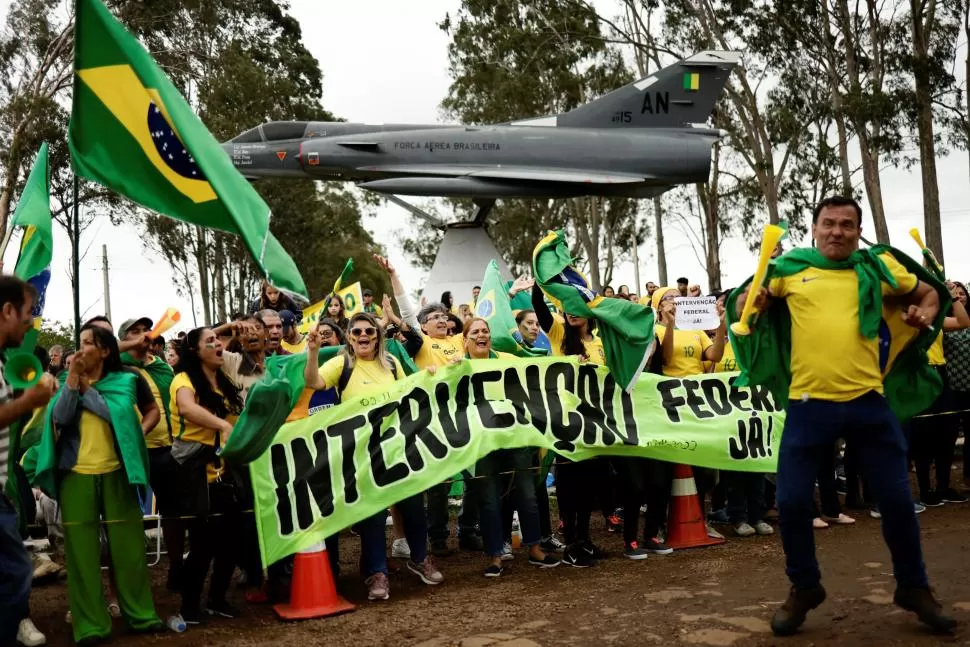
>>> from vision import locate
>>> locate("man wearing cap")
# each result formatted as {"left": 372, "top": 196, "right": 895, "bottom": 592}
{"left": 118, "top": 317, "right": 183, "bottom": 591}
{"left": 362, "top": 289, "right": 383, "bottom": 317}
{"left": 278, "top": 310, "right": 306, "bottom": 354}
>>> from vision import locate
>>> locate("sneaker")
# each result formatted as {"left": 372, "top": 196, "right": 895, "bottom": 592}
{"left": 528, "top": 553, "right": 561, "bottom": 568}
{"left": 914, "top": 502, "right": 927, "bottom": 514}
{"left": 458, "top": 535, "right": 484, "bottom": 551}
{"left": 734, "top": 522, "right": 756, "bottom": 537}
{"left": 17, "top": 618, "right": 46, "bottom": 646}
{"left": 939, "top": 488, "right": 968, "bottom": 504}
{"left": 870, "top": 507, "right": 882, "bottom": 519}
{"left": 812, "top": 517, "right": 829, "bottom": 529}
{"left": 920, "top": 491, "right": 944, "bottom": 507}
{"left": 500, "top": 541, "right": 514, "bottom": 561}
{"left": 754, "top": 521, "right": 775, "bottom": 536}
{"left": 581, "top": 541, "right": 607, "bottom": 559}
{"left": 606, "top": 514, "right": 623, "bottom": 533}
{"left": 705, "top": 523, "right": 725, "bottom": 540}
{"left": 244, "top": 585, "right": 269, "bottom": 604}
{"left": 429, "top": 539, "right": 452, "bottom": 557}
{"left": 180, "top": 607, "right": 205, "bottom": 626}
{"left": 623, "top": 541, "right": 649, "bottom": 560}
{"left": 365, "top": 572, "right": 390, "bottom": 600}
{"left": 771, "top": 585, "right": 827, "bottom": 636}
{"left": 707, "top": 508, "right": 729, "bottom": 524}
{"left": 893, "top": 587, "right": 957, "bottom": 634}
{"left": 821, "top": 513, "right": 855, "bottom": 525}
{"left": 540, "top": 535, "right": 565, "bottom": 552}
{"left": 205, "top": 599, "right": 239, "bottom": 619}
{"left": 391, "top": 537, "right": 411, "bottom": 558}
{"left": 484, "top": 564, "right": 504, "bottom": 577}
{"left": 31, "top": 554, "right": 62, "bottom": 580}
{"left": 407, "top": 556, "right": 444, "bottom": 585}
{"left": 561, "top": 544, "right": 594, "bottom": 568}
{"left": 642, "top": 537, "right": 673, "bottom": 555}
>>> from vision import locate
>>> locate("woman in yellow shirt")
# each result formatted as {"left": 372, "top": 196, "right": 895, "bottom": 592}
{"left": 304, "top": 312, "right": 443, "bottom": 602}
{"left": 462, "top": 318, "right": 560, "bottom": 576}
{"left": 46, "top": 324, "right": 162, "bottom": 642}
{"left": 169, "top": 327, "right": 244, "bottom": 625}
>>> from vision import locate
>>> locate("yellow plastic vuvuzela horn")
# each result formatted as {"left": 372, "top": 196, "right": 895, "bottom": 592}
{"left": 909, "top": 227, "right": 944, "bottom": 277}
{"left": 730, "top": 224, "right": 786, "bottom": 337}
{"left": 909, "top": 227, "right": 926, "bottom": 250}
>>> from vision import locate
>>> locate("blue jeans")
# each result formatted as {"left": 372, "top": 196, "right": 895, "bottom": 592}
{"left": 0, "top": 494, "right": 31, "bottom": 644}
{"left": 358, "top": 493, "right": 428, "bottom": 577}
{"left": 727, "top": 471, "right": 766, "bottom": 525}
{"left": 474, "top": 449, "right": 541, "bottom": 557}
{"left": 427, "top": 476, "right": 479, "bottom": 542}
{"left": 777, "top": 392, "right": 928, "bottom": 590}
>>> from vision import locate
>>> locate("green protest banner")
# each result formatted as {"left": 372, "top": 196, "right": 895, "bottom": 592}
{"left": 249, "top": 357, "right": 784, "bottom": 565}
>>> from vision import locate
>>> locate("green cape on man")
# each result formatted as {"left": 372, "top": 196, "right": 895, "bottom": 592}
{"left": 726, "top": 245, "right": 950, "bottom": 421}
{"left": 32, "top": 370, "right": 150, "bottom": 498}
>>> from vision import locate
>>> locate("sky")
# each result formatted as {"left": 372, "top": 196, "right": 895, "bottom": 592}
{"left": 2, "top": 0, "right": 970, "bottom": 338}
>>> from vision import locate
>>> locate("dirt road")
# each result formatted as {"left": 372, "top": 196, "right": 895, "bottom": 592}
{"left": 28, "top": 501, "right": 970, "bottom": 646}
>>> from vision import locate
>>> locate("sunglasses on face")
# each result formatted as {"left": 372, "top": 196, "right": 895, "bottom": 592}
{"left": 350, "top": 326, "right": 377, "bottom": 337}
{"left": 320, "top": 329, "right": 334, "bottom": 338}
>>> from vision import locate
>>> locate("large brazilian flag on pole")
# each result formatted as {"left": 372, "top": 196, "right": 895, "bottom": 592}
{"left": 68, "top": 0, "right": 307, "bottom": 298}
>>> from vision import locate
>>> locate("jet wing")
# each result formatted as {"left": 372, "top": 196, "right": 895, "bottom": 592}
{"left": 357, "top": 164, "right": 648, "bottom": 184}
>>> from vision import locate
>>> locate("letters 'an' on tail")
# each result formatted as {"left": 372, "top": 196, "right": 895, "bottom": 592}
{"left": 513, "top": 51, "right": 741, "bottom": 129}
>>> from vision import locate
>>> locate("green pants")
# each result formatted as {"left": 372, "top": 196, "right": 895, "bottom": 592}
{"left": 60, "top": 470, "right": 161, "bottom": 642}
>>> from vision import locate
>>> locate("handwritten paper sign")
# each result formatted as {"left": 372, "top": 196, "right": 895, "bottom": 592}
{"left": 675, "top": 296, "right": 719, "bottom": 330}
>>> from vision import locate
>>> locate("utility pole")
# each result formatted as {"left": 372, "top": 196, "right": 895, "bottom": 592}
{"left": 631, "top": 231, "right": 641, "bottom": 298}
{"left": 72, "top": 176, "right": 80, "bottom": 348}
{"left": 101, "top": 244, "right": 111, "bottom": 322}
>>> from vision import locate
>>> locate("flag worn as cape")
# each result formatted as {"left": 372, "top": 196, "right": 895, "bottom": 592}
{"left": 69, "top": 0, "right": 306, "bottom": 298}
{"left": 32, "top": 370, "right": 150, "bottom": 498}
{"left": 476, "top": 260, "right": 548, "bottom": 358}
{"left": 220, "top": 339, "right": 417, "bottom": 464}
{"left": 532, "top": 230, "right": 655, "bottom": 391}
{"left": 726, "top": 245, "right": 950, "bottom": 421}
{"left": 120, "top": 352, "right": 174, "bottom": 419}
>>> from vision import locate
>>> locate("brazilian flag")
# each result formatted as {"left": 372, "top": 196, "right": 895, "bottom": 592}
{"left": 476, "top": 260, "right": 548, "bottom": 357}
{"left": 68, "top": 0, "right": 307, "bottom": 298}
{"left": 533, "top": 230, "right": 656, "bottom": 391}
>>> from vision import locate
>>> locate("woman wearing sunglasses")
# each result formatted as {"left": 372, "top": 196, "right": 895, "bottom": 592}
{"left": 462, "top": 318, "right": 561, "bottom": 576}
{"left": 304, "top": 312, "right": 443, "bottom": 601}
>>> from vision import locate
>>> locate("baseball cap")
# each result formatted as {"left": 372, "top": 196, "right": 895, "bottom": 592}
{"left": 362, "top": 289, "right": 373, "bottom": 297}
{"left": 279, "top": 309, "right": 297, "bottom": 329}
{"left": 118, "top": 317, "right": 153, "bottom": 339}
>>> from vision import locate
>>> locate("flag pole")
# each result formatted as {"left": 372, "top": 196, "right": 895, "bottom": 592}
{"left": 72, "top": 175, "right": 80, "bottom": 348}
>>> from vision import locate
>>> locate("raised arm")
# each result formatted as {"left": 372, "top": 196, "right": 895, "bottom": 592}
{"left": 375, "top": 254, "right": 419, "bottom": 329}
{"left": 531, "top": 284, "right": 554, "bottom": 333}
{"left": 303, "top": 326, "right": 327, "bottom": 391}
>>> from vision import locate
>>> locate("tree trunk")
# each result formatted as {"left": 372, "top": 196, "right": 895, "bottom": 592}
{"left": 214, "top": 236, "right": 228, "bottom": 323}
{"left": 857, "top": 139, "right": 891, "bottom": 243}
{"left": 653, "top": 197, "right": 668, "bottom": 286}
{"left": 703, "top": 143, "right": 722, "bottom": 292}
{"left": 194, "top": 225, "right": 212, "bottom": 326}
{"left": 911, "top": 0, "right": 944, "bottom": 264}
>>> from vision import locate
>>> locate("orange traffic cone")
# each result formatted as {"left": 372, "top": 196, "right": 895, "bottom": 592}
{"left": 274, "top": 542, "right": 355, "bottom": 620}
{"left": 664, "top": 464, "right": 725, "bottom": 550}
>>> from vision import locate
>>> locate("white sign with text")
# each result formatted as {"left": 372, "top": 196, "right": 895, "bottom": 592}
{"left": 675, "top": 296, "right": 719, "bottom": 330}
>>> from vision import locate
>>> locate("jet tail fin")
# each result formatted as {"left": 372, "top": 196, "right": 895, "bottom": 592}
{"left": 545, "top": 51, "right": 741, "bottom": 129}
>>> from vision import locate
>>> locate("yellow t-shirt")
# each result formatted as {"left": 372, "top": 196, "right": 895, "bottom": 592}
{"left": 546, "top": 314, "right": 606, "bottom": 365}
{"left": 169, "top": 372, "right": 238, "bottom": 482}
{"left": 413, "top": 333, "right": 464, "bottom": 369}
{"left": 318, "top": 355, "right": 402, "bottom": 399}
{"left": 768, "top": 251, "right": 918, "bottom": 402}
{"left": 133, "top": 365, "right": 171, "bottom": 449}
{"left": 708, "top": 338, "right": 738, "bottom": 373}
{"left": 927, "top": 331, "right": 945, "bottom": 366}
{"left": 281, "top": 336, "right": 308, "bottom": 355}
{"left": 73, "top": 408, "right": 122, "bottom": 475}
{"left": 655, "top": 324, "right": 712, "bottom": 377}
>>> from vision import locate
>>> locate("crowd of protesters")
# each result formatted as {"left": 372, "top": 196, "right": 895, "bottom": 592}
{"left": 2, "top": 221, "right": 970, "bottom": 644}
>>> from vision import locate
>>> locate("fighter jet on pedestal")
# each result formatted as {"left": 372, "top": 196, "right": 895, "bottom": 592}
{"left": 224, "top": 51, "right": 741, "bottom": 301}
{"left": 224, "top": 51, "right": 741, "bottom": 216}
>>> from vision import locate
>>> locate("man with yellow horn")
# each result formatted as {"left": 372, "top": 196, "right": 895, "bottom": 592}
{"left": 728, "top": 196, "right": 956, "bottom": 637}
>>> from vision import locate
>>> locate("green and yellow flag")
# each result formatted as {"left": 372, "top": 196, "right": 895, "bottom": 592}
{"left": 68, "top": 0, "right": 306, "bottom": 298}
{"left": 475, "top": 260, "right": 548, "bottom": 357}
{"left": 533, "top": 230, "right": 656, "bottom": 391}
{"left": 10, "top": 142, "right": 53, "bottom": 283}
